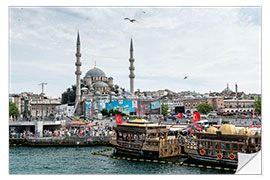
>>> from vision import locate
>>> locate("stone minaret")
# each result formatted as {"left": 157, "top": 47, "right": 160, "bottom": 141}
{"left": 129, "top": 38, "right": 135, "bottom": 94}
{"left": 75, "top": 32, "right": 82, "bottom": 106}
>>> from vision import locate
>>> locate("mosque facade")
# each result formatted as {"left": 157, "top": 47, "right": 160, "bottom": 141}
{"left": 74, "top": 32, "right": 136, "bottom": 115}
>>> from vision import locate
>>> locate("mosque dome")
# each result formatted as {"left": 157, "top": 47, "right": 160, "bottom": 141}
{"left": 221, "top": 83, "right": 233, "bottom": 94}
{"left": 219, "top": 124, "right": 239, "bottom": 135}
{"left": 206, "top": 126, "right": 218, "bottom": 134}
{"left": 238, "top": 127, "right": 253, "bottom": 135}
{"left": 92, "top": 81, "right": 109, "bottom": 88}
{"left": 85, "top": 67, "right": 106, "bottom": 78}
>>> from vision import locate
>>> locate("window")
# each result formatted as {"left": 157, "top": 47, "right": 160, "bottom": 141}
{"left": 226, "top": 144, "right": 231, "bottom": 151}
{"left": 233, "top": 144, "right": 238, "bottom": 151}
{"left": 239, "top": 144, "right": 244, "bottom": 152}
{"left": 220, "top": 143, "right": 225, "bottom": 150}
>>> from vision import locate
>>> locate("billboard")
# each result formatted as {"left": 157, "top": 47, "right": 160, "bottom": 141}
{"left": 136, "top": 100, "right": 153, "bottom": 115}
{"left": 105, "top": 100, "right": 135, "bottom": 115}
{"left": 85, "top": 100, "right": 92, "bottom": 118}
{"left": 148, "top": 100, "right": 161, "bottom": 114}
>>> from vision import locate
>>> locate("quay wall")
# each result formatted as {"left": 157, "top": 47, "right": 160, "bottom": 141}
{"left": 9, "top": 136, "right": 110, "bottom": 146}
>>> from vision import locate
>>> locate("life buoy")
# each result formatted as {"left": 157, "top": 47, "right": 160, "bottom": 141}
{"left": 200, "top": 149, "right": 206, "bottom": 156}
{"left": 217, "top": 153, "right": 223, "bottom": 160}
{"left": 229, "top": 153, "right": 236, "bottom": 160}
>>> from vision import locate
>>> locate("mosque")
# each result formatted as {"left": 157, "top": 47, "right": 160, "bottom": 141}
{"left": 74, "top": 32, "right": 135, "bottom": 115}
{"left": 82, "top": 64, "right": 114, "bottom": 95}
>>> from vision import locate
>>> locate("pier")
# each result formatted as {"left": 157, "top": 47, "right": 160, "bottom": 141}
{"left": 9, "top": 136, "right": 110, "bottom": 146}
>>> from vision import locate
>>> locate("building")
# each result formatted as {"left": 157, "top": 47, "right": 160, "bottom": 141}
{"left": 82, "top": 65, "right": 114, "bottom": 95}
{"left": 223, "top": 99, "right": 254, "bottom": 114}
{"left": 9, "top": 92, "right": 61, "bottom": 119}
{"left": 183, "top": 96, "right": 224, "bottom": 114}
{"left": 74, "top": 33, "right": 135, "bottom": 116}
{"left": 30, "top": 98, "right": 61, "bottom": 118}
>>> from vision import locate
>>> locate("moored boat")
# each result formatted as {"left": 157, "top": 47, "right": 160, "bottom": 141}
{"left": 187, "top": 124, "right": 261, "bottom": 167}
{"left": 110, "top": 119, "right": 186, "bottom": 158}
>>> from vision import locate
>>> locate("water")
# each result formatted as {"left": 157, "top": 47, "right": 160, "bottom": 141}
{"left": 9, "top": 146, "right": 233, "bottom": 174}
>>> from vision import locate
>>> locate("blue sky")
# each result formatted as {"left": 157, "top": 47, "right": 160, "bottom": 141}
{"left": 9, "top": 7, "right": 261, "bottom": 98}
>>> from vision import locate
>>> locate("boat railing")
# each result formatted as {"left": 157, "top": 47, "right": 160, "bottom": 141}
{"left": 159, "top": 138, "right": 179, "bottom": 147}
{"left": 116, "top": 140, "right": 143, "bottom": 150}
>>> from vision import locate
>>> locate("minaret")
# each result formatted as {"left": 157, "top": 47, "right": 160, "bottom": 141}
{"left": 75, "top": 32, "right": 82, "bottom": 106}
{"left": 129, "top": 38, "right": 135, "bottom": 94}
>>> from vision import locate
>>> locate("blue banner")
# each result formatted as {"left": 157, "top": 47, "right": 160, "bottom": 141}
{"left": 149, "top": 100, "right": 161, "bottom": 109}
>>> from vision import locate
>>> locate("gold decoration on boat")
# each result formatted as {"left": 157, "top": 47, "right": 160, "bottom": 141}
{"left": 206, "top": 126, "right": 218, "bottom": 134}
{"left": 219, "top": 124, "right": 239, "bottom": 135}
{"left": 238, "top": 127, "right": 253, "bottom": 135}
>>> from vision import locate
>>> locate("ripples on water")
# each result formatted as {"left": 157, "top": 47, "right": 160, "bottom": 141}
{"left": 9, "top": 146, "right": 233, "bottom": 174}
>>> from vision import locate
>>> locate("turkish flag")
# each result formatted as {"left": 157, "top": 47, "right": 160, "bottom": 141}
{"left": 194, "top": 124, "right": 200, "bottom": 128}
{"left": 249, "top": 124, "right": 254, "bottom": 128}
{"left": 193, "top": 112, "right": 200, "bottom": 123}
{"left": 177, "top": 112, "right": 183, "bottom": 118}
{"left": 116, "top": 114, "right": 123, "bottom": 124}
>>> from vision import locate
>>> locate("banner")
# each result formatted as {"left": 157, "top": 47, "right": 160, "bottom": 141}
{"left": 150, "top": 101, "right": 161, "bottom": 109}
{"left": 85, "top": 101, "right": 92, "bottom": 118}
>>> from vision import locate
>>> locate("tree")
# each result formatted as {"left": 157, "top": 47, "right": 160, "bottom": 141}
{"left": 161, "top": 104, "right": 168, "bottom": 117}
{"left": 9, "top": 102, "right": 19, "bottom": 117}
{"left": 254, "top": 96, "right": 261, "bottom": 115}
{"left": 61, "top": 85, "right": 76, "bottom": 104}
{"left": 101, "top": 109, "right": 109, "bottom": 116}
{"left": 23, "top": 110, "right": 31, "bottom": 117}
{"left": 196, "top": 102, "right": 213, "bottom": 115}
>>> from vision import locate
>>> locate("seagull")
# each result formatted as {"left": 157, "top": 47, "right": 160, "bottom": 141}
{"left": 124, "top": 17, "right": 137, "bottom": 23}
{"left": 184, "top": 76, "right": 188, "bottom": 79}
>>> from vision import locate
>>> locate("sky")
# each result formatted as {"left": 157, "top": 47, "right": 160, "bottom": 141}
{"left": 9, "top": 7, "right": 261, "bottom": 98}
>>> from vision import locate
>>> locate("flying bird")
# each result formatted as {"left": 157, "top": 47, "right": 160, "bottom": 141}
{"left": 184, "top": 76, "right": 188, "bottom": 79}
{"left": 124, "top": 17, "right": 137, "bottom": 23}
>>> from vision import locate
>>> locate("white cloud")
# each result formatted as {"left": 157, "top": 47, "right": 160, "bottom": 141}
{"left": 9, "top": 7, "right": 261, "bottom": 97}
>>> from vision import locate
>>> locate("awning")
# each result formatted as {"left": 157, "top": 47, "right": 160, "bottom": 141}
{"left": 69, "top": 121, "right": 85, "bottom": 125}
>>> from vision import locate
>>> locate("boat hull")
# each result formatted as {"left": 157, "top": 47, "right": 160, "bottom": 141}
{"left": 188, "top": 154, "right": 238, "bottom": 168}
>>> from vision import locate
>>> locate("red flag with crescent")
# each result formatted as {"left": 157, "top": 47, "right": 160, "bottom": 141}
{"left": 193, "top": 112, "right": 200, "bottom": 123}
{"left": 177, "top": 112, "right": 183, "bottom": 118}
{"left": 116, "top": 114, "right": 123, "bottom": 124}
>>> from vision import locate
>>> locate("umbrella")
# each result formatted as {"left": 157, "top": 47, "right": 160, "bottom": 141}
{"left": 86, "top": 123, "right": 96, "bottom": 127}
{"left": 69, "top": 121, "right": 85, "bottom": 125}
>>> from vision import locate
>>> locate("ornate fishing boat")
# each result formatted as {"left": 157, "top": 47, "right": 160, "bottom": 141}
{"left": 110, "top": 119, "right": 185, "bottom": 158}
{"left": 187, "top": 124, "right": 261, "bottom": 166}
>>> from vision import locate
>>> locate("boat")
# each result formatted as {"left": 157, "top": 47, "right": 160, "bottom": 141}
{"left": 110, "top": 119, "right": 186, "bottom": 158}
{"left": 186, "top": 124, "right": 261, "bottom": 167}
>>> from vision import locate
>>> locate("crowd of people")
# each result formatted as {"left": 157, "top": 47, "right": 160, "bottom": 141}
{"left": 9, "top": 130, "right": 35, "bottom": 138}
{"left": 42, "top": 125, "right": 112, "bottom": 137}
{"left": 9, "top": 123, "right": 113, "bottom": 139}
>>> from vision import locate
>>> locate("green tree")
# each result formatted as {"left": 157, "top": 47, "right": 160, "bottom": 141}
{"left": 101, "top": 109, "right": 109, "bottom": 116}
{"left": 254, "top": 96, "right": 261, "bottom": 115}
{"left": 196, "top": 102, "right": 213, "bottom": 115}
{"left": 61, "top": 85, "right": 76, "bottom": 104}
{"left": 23, "top": 110, "right": 31, "bottom": 117}
{"left": 161, "top": 104, "right": 168, "bottom": 117}
{"left": 9, "top": 102, "right": 19, "bottom": 117}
